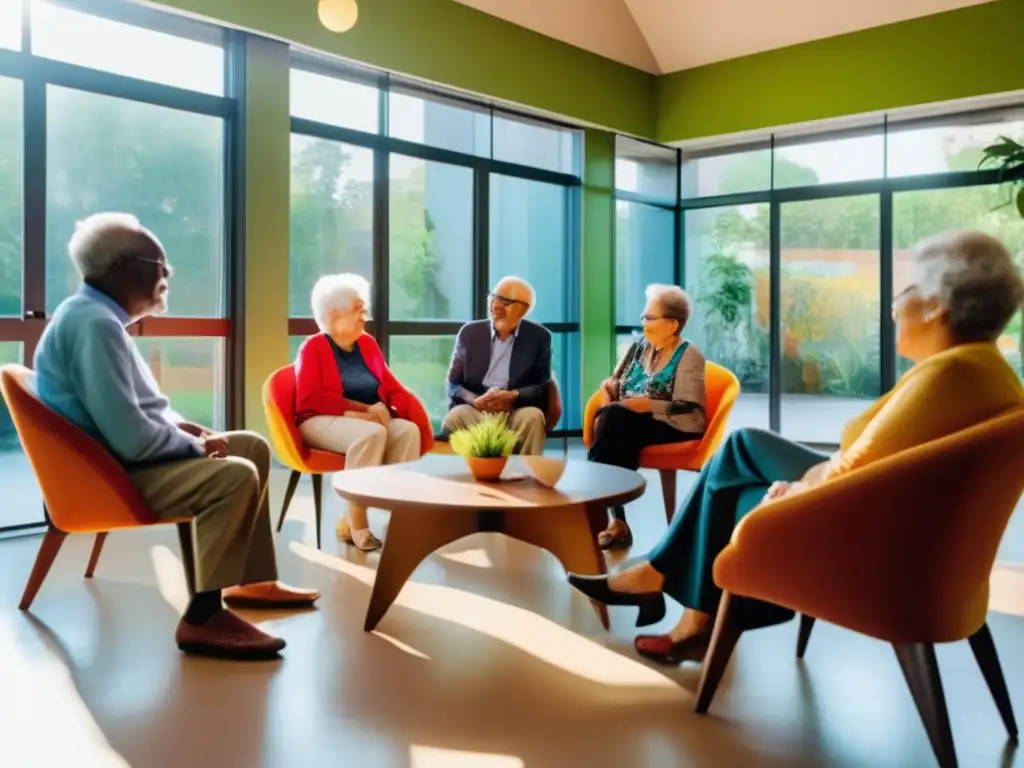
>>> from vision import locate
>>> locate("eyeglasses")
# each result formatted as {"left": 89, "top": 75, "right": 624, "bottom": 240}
{"left": 489, "top": 292, "right": 528, "bottom": 308}
{"left": 121, "top": 253, "right": 173, "bottom": 278}
{"left": 640, "top": 313, "right": 673, "bottom": 323}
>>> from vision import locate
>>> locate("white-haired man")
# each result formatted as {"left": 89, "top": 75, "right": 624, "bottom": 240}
{"left": 443, "top": 276, "right": 552, "bottom": 455}
{"left": 33, "top": 212, "right": 318, "bottom": 660}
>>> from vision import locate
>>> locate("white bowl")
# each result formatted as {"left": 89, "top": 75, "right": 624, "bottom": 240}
{"left": 523, "top": 455, "right": 567, "bottom": 487}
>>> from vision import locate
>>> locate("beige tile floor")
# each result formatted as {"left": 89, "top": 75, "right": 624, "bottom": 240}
{"left": 1, "top": 453, "right": 1022, "bottom": 768}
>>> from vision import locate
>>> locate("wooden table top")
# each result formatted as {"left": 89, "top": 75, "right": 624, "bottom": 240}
{"left": 331, "top": 455, "right": 646, "bottom": 513}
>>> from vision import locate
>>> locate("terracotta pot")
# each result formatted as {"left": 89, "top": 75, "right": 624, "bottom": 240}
{"left": 465, "top": 455, "right": 507, "bottom": 482}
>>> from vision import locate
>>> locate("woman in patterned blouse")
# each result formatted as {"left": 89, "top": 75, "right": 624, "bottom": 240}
{"left": 588, "top": 284, "right": 707, "bottom": 549}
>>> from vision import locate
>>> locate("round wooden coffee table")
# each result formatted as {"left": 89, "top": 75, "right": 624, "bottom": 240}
{"left": 332, "top": 454, "right": 646, "bottom": 632}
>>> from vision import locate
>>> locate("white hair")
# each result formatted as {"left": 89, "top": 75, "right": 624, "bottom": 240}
{"left": 68, "top": 212, "right": 153, "bottom": 280}
{"left": 311, "top": 273, "right": 370, "bottom": 333}
{"left": 645, "top": 283, "right": 692, "bottom": 332}
{"left": 494, "top": 275, "right": 536, "bottom": 314}
{"left": 915, "top": 230, "right": 1024, "bottom": 343}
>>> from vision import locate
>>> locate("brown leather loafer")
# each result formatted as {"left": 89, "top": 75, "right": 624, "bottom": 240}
{"left": 222, "top": 581, "right": 320, "bottom": 609}
{"left": 175, "top": 610, "right": 286, "bottom": 660}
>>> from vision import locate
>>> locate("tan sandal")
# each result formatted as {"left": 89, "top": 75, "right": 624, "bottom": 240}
{"left": 336, "top": 518, "right": 383, "bottom": 551}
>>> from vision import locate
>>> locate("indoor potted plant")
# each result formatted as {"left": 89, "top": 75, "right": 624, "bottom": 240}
{"left": 449, "top": 413, "right": 519, "bottom": 481}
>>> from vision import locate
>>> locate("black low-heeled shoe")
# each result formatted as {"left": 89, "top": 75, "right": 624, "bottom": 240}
{"left": 567, "top": 573, "right": 666, "bottom": 628}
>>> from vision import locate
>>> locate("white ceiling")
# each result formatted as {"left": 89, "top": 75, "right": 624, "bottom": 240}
{"left": 452, "top": 0, "right": 996, "bottom": 75}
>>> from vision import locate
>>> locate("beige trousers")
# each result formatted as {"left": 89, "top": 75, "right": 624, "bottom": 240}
{"left": 442, "top": 405, "right": 547, "bottom": 456}
{"left": 299, "top": 416, "right": 421, "bottom": 516}
{"left": 127, "top": 431, "right": 278, "bottom": 593}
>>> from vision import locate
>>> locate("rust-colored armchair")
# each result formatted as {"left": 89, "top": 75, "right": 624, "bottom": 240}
{"left": 0, "top": 364, "right": 196, "bottom": 610}
{"left": 583, "top": 361, "right": 740, "bottom": 521}
{"left": 263, "top": 365, "right": 434, "bottom": 549}
{"left": 696, "top": 406, "right": 1024, "bottom": 768}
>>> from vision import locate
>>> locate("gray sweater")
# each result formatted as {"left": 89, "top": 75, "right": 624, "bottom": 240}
{"left": 609, "top": 338, "right": 708, "bottom": 435}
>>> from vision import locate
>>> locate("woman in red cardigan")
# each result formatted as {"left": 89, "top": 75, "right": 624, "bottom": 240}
{"left": 294, "top": 273, "right": 427, "bottom": 551}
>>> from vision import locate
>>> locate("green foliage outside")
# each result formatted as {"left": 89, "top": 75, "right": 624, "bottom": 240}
{"left": 690, "top": 149, "right": 1024, "bottom": 400}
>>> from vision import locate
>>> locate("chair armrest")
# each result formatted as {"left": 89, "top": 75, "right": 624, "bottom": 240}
{"left": 582, "top": 389, "right": 611, "bottom": 448}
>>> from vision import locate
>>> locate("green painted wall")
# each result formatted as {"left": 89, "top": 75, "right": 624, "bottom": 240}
{"left": 657, "top": 0, "right": 1024, "bottom": 142}
{"left": 580, "top": 130, "right": 616, "bottom": 405}
{"left": 155, "top": 0, "right": 656, "bottom": 139}
{"left": 242, "top": 36, "right": 291, "bottom": 437}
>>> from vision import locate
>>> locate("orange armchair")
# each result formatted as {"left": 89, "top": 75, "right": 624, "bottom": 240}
{"left": 696, "top": 406, "right": 1024, "bottom": 768}
{"left": 583, "top": 361, "right": 740, "bottom": 522}
{"left": 263, "top": 365, "right": 434, "bottom": 549}
{"left": 0, "top": 364, "right": 196, "bottom": 610}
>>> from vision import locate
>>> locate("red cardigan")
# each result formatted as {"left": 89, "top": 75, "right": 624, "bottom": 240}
{"left": 294, "top": 332, "right": 412, "bottom": 425}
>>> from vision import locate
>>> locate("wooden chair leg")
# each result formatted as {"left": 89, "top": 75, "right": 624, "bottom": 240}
{"left": 19, "top": 528, "right": 68, "bottom": 611}
{"left": 968, "top": 623, "right": 1018, "bottom": 742}
{"left": 893, "top": 642, "right": 958, "bottom": 768}
{"left": 658, "top": 469, "right": 677, "bottom": 524}
{"left": 796, "top": 614, "right": 816, "bottom": 659}
{"left": 275, "top": 470, "right": 302, "bottom": 532}
{"left": 84, "top": 532, "right": 108, "bottom": 578}
{"left": 695, "top": 591, "right": 744, "bottom": 715}
{"left": 176, "top": 521, "right": 197, "bottom": 597}
{"left": 311, "top": 473, "right": 324, "bottom": 550}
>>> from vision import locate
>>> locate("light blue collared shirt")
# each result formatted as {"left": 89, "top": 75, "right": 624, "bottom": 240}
{"left": 456, "top": 323, "right": 520, "bottom": 404}
{"left": 33, "top": 284, "right": 203, "bottom": 465}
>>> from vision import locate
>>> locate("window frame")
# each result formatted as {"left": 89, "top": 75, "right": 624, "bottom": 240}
{"left": 287, "top": 60, "right": 584, "bottom": 436}
{"left": 0, "top": 0, "right": 241, "bottom": 533}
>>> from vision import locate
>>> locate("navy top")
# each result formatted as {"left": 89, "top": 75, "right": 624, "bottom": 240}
{"left": 328, "top": 336, "right": 380, "bottom": 406}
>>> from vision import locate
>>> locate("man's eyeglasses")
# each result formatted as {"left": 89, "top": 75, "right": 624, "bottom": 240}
{"left": 489, "top": 292, "right": 528, "bottom": 308}
{"left": 641, "top": 313, "right": 673, "bottom": 323}
{"left": 121, "top": 253, "right": 173, "bottom": 278}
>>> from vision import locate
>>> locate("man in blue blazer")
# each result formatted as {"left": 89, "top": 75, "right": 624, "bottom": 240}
{"left": 443, "top": 276, "right": 551, "bottom": 455}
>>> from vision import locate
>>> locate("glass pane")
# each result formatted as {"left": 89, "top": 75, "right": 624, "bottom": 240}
{"left": 0, "top": 341, "right": 45, "bottom": 528}
{"left": 489, "top": 175, "right": 570, "bottom": 324}
{"left": 887, "top": 117, "right": 1024, "bottom": 177}
{"left": 290, "top": 135, "right": 374, "bottom": 318}
{"left": 133, "top": 337, "right": 226, "bottom": 431}
{"left": 288, "top": 335, "right": 305, "bottom": 362}
{"left": 616, "top": 332, "right": 638, "bottom": 362}
{"left": 0, "top": 77, "right": 23, "bottom": 318}
{"left": 893, "top": 186, "right": 1024, "bottom": 376}
{"left": 389, "top": 88, "right": 490, "bottom": 157}
{"left": 774, "top": 132, "right": 884, "bottom": 189}
{"left": 0, "top": 0, "right": 21, "bottom": 51}
{"left": 46, "top": 87, "right": 225, "bottom": 316}
{"left": 290, "top": 69, "right": 378, "bottom": 133}
{"left": 549, "top": 331, "right": 579, "bottom": 431}
{"left": 680, "top": 146, "right": 771, "bottom": 199}
{"left": 387, "top": 335, "right": 455, "bottom": 431}
{"left": 780, "top": 195, "right": 881, "bottom": 444}
{"left": 389, "top": 156, "right": 473, "bottom": 321}
{"left": 684, "top": 205, "right": 770, "bottom": 432}
{"left": 31, "top": 1, "right": 224, "bottom": 95}
{"left": 615, "top": 201, "right": 675, "bottom": 326}
{"left": 493, "top": 113, "right": 578, "bottom": 175}
{"left": 615, "top": 136, "right": 676, "bottom": 201}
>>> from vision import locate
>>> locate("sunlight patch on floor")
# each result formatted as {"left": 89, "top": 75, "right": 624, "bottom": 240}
{"left": 371, "top": 630, "right": 430, "bottom": 660}
{"left": 990, "top": 561, "right": 1024, "bottom": 618}
{"left": 0, "top": 616, "right": 130, "bottom": 768}
{"left": 409, "top": 745, "right": 524, "bottom": 768}
{"left": 438, "top": 548, "right": 493, "bottom": 569}
{"left": 150, "top": 545, "right": 189, "bottom": 614}
{"left": 290, "top": 542, "right": 686, "bottom": 697}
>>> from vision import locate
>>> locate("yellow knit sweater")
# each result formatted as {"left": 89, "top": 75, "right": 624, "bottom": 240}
{"left": 821, "top": 343, "right": 1024, "bottom": 483}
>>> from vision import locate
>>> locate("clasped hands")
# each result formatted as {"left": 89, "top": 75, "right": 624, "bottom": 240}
{"left": 344, "top": 402, "right": 392, "bottom": 426}
{"left": 473, "top": 387, "right": 517, "bottom": 413}
{"left": 600, "top": 379, "right": 654, "bottom": 413}
{"left": 179, "top": 421, "right": 229, "bottom": 459}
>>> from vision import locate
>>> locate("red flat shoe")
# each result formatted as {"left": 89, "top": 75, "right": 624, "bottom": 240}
{"left": 634, "top": 632, "right": 710, "bottom": 665}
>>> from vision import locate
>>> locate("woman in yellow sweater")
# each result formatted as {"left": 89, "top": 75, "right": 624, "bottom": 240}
{"left": 570, "top": 230, "right": 1024, "bottom": 665}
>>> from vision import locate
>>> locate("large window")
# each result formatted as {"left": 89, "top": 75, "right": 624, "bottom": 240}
{"left": 0, "top": 0, "right": 234, "bottom": 532}
{"left": 683, "top": 204, "right": 770, "bottom": 431}
{"left": 389, "top": 156, "right": 473, "bottom": 322}
{"left": 672, "top": 106, "right": 1024, "bottom": 446}
{"left": 288, "top": 58, "right": 583, "bottom": 435}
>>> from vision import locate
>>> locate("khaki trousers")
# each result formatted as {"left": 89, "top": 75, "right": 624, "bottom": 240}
{"left": 127, "top": 431, "right": 278, "bottom": 593}
{"left": 442, "top": 405, "right": 547, "bottom": 456}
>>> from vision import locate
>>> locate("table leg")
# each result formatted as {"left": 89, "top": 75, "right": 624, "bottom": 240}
{"left": 504, "top": 503, "right": 610, "bottom": 630}
{"left": 364, "top": 506, "right": 480, "bottom": 632}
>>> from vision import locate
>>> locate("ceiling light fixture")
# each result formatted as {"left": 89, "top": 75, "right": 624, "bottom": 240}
{"left": 318, "top": 0, "right": 359, "bottom": 33}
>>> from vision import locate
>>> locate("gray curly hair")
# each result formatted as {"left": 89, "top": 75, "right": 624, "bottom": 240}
{"left": 645, "top": 283, "right": 692, "bottom": 334}
{"left": 914, "top": 230, "right": 1024, "bottom": 344}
